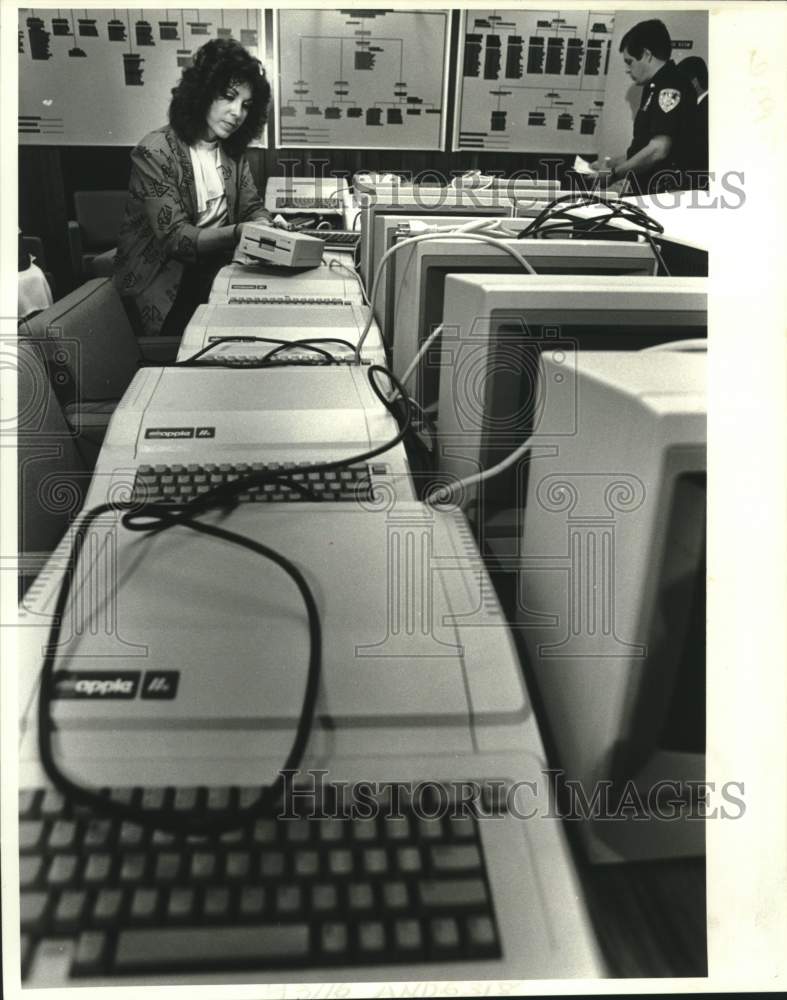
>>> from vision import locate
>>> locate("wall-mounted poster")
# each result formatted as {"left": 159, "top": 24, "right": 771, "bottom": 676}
{"left": 274, "top": 8, "right": 450, "bottom": 150}
{"left": 453, "top": 9, "right": 615, "bottom": 154}
{"left": 18, "top": 8, "right": 266, "bottom": 145}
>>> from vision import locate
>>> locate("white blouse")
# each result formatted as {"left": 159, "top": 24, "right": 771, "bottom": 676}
{"left": 189, "top": 139, "right": 228, "bottom": 228}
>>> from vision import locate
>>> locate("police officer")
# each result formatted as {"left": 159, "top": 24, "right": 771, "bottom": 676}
{"left": 677, "top": 56, "right": 709, "bottom": 189}
{"left": 592, "top": 20, "right": 696, "bottom": 193}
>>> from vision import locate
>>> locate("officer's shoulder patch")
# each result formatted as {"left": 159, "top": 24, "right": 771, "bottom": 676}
{"left": 658, "top": 88, "right": 681, "bottom": 113}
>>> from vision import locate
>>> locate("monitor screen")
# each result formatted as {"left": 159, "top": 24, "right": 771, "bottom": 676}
{"left": 435, "top": 274, "right": 707, "bottom": 520}
{"left": 391, "top": 238, "right": 658, "bottom": 406}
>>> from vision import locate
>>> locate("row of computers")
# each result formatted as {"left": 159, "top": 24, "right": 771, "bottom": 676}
{"left": 15, "top": 174, "right": 706, "bottom": 986}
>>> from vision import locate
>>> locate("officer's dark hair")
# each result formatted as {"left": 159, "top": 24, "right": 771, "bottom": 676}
{"left": 619, "top": 19, "right": 672, "bottom": 62}
{"left": 677, "top": 56, "right": 708, "bottom": 90}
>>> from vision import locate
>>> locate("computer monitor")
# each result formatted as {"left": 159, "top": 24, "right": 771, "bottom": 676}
{"left": 391, "top": 238, "right": 659, "bottom": 406}
{"left": 264, "top": 175, "right": 349, "bottom": 216}
{"left": 518, "top": 348, "right": 706, "bottom": 862}
{"left": 355, "top": 187, "right": 552, "bottom": 283}
{"left": 369, "top": 213, "right": 513, "bottom": 338}
{"left": 435, "top": 274, "right": 707, "bottom": 526}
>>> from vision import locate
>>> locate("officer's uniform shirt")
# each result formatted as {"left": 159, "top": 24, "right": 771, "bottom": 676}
{"left": 683, "top": 91, "right": 709, "bottom": 189}
{"left": 627, "top": 59, "right": 696, "bottom": 192}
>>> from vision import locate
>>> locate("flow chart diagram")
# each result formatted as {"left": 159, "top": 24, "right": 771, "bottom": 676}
{"left": 19, "top": 8, "right": 264, "bottom": 145}
{"left": 275, "top": 9, "right": 450, "bottom": 150}
{"left": 453, "top": 9, "right": 615, "bottom": 153}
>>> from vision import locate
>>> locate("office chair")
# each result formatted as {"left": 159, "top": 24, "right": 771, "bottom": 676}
{"left": 67, "top": 189, "right": 127, "bottom": 280}
{"left": 18, "top": 278, "right": 180, "bottom": 467}
{"left": 16, "top": 339, "right": 89, "bottom": 597}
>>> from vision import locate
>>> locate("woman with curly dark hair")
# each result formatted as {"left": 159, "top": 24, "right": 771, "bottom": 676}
{"left": 114, "top": 38, "right": 273, "bottom": 337}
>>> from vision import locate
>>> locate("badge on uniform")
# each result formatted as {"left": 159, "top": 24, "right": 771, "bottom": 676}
{"left": 658, "top": 88, "right": 681, "bottom": 113}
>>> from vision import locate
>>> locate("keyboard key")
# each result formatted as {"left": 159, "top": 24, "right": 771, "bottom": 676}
{"left": 173, "top": 788, "right": 200, "bottom": 811}
{"left": 312, "top": 884, "right": 338, "bottom": 912}
{"left": 396, "top": 846, "right": 422, "bottom": 874}
{"left": 447, "top": 815, "right": 476, "bottom": 839}
{"left": 275, "top": 885, "right": 302, "bottom": 915}
{"left": 19, "top": 820, "right": 45, "bottom": 852}
{"left": 92, "top": 889, "right": 124, "bottom": 925}
{"left": 53, "top": 890, "right": 88, "bottom": 931}
{"left": 225, "top": 851, "right": 251, "bottom": 879}
{"left": 429, "top": 917, "right": 460, "bottom": 951}
{"left": 130, "top": 888, "right": 159, "bottom": 923}
{"left": 319, "top": 818, "right": 345, "bottom": 842}
{"left": 260, "top": 851, "right": 285, "bottom": 877}
{"left": 114, "top": 925, "right": 309, "bottom": 971}
{"left": 384, "top": 816, "right": 411, "bottom": 840}
{"left": 348, "top": 882, "right": 374, "bottom": 911}
{"left": 40, "top": 788, "right": 66, "bottom": 817}
{"left": 362, "top": 848, "right": 388, "bottom": 875}
{"left": 294, "top": 850, "right": 319, "bottom": 877}
{"left": 153, "top": 852, "right": 182, "bottom": 882}
{"left": 47, "top": 854, "right": 78, "bottom": 887}
{"left": 418, "top": 817, "right": 444, "bottom": 840}
{"left": 119, "top": 853, "right": 147, "bottom": 883}
{"left": 118, "top": 822, "right": 145, "bottom": 847}
{"left": 19, "top": 856, "right": 43, "bottom": 889}
{"left": 72, "top": 931, "right": 109, "bottom": 976}
{"left": 202, "top": 788, "right": 230, "bottom": 812}
{"left": 83, "top": 853, "right": 113, "bottom": 884}
{"left": 19, "top": 789, "right": 40, "bottom": 818}
{"left": 382, "top": 881, "right": 409, "bottom": 910}
{"left": 167, "top": 888, "right": 196, "bottom": 922}
{"left": 202, "top": 887, "right": 231, "bottom": 920}
{"left": 429, "top": 844, "right": 482, "bottom": 872}
{"left": 47, "top": 819, "right": 77, "bottom": 850}
{"left": 466, "top": 914, "right": 497, "bottom": 951}
{"left": 83, "top": 819, "right": 112, "bottom": 849}
{"left": 328, "top": 849, "right": 353, "bottom": 876}
{"left": 351, "top": 818, "right": 377, "bottom": 842}
{"left": 140, "top": 787, "right": 168, "bottom": 811}
{"left": 107, "top": 787, "right": 136, "bottom": 807}
{"left": 394, "top": 918, "right": 422, "bottom": 952}
{"left": 418, "top": 878, "right": 488, "bottom": 909}
{"left": 358, "top": 920, "right": 386, "bottom": 952}
{"left": 189, "top": 851, "right": 217, "bottom": 880}
{"left": 239, "top": 886, "right": 266, "bottom": 917}
{"left": 252, "top": 819, "right": 277, "bottom": 844}
{"left": 20, "top": 891, "right": 49, "bottom": 931}
{"left": 320, "top": 921, "right": 348, "bottom": 955}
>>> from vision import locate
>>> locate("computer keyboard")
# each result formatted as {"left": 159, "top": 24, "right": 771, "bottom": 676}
{"left": 19, "top": 783, "right": 501, "bottom": 979}
{"left": 275, "top": 197, "right": 343, "bottom": 210}
{"left": 227, "top": 295, "right": 350, "bottom": 305}
{"left": 299, "top": 229, "right": 362, "bottom": 250}
{"left": 130, "top": 462, "right": 378, "bottom": 504}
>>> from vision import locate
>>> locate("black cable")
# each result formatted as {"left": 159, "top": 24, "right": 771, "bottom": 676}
{"left": 176, "top": 337, "right": 365, "bottom": 368}
{"left": 259, "top": 337, "right": 358, "bottom": 364}
{"left": 175, "top": 336, "right": 298, "bottom": 366}
{"left": 643, "top": 234, "right": 672, "bottom": 276}
{"left": 37, "top": 502, "right": 322, "bottom": 835}
{"left": 518, "top": 193, "right": 664, "bottom": 241}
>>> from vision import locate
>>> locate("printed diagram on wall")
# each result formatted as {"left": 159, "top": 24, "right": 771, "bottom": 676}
{"left": 18, "top": 9, "right": 264, "bottom": 145}
{"left": 453, "top": 10, "right": 615, "bottom": 153}
{"left": 275, "top": 9, "right": 450, "bottom": 150}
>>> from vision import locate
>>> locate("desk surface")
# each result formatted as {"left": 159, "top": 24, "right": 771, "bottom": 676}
{"left": 622, "top": 190, "right": 719, "bottom": 251}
